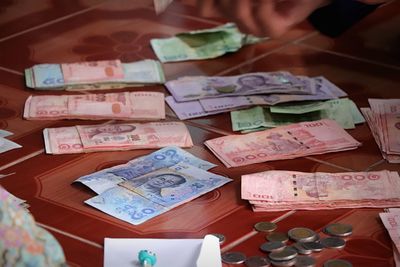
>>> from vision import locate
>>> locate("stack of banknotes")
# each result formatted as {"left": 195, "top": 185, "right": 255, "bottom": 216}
{"left": 43, "top": 122, "right": 193, "bottom": 154}
{"left": 0, "top": 130, "right": 21, "bottom": 154}
{"left": 205, "top": 119, "right": 361, "bottom": 168}
{"left": 151, "top": 23, "right": 265, "bottom": 63}
{"left": 380, "top": 208, "right": 400, "bottom": 265}
{"left": 25, "top": 59, "right": 165, "bottom": 90}
{"left": 231, "top": 98, "right": 365, "bottom": 133}
{"left": 165, "top": 73, "right": 348, "bottom": 120}
{"left": 361, "top": 99, "right": 400, "bottom": 163}
{"left": 241, "top": 170, "right": 400, "bottom": 211}
{"left": 77, "top": 147, "right": 231, "bottom": 225}
{"left": 24, "top": 92, "right": 165, "bottom": 121}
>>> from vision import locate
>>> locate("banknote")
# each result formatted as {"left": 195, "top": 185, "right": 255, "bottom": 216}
{"left": 25, "top": 59, "right": 165, "bottom": 90}
{"left": 76, "top": 146, "right": 217, "bottom": 194}
{"left": 120, "top": 163, "right": 231, "bottom": 208}
{"left": 153, "top": 0, "right": 173, "bottom": 14}
{"left": 205, "top": 119, "right": 361, "bottom": 167}
{"left": 0, "top": 129, "right": 13, "bottom": 138}
{"left": 362, "top": 99, "right": 400, "bottom": 163}
{"left": 85, "top": 163, "right": 231, "bottom": 225}
{"left": 150, "top": 23, "right": 265, "bottom": 62}
{"left": 231, "top": 98, "right": 363, "bottom": 132}
{"left": 380, "top": 211, "right": 400, "bottom": 254}
{"left": 199, "top": 76, "right": 347, "bottom": 112}
{"left": 0, "top": 137, "right": 22, "bottom": 154}
{"left": 165, "top": 96, "right": 225, "bottom": 120}
{"left": 242, "top": 170, "right": 400, "bottom": 204}
{"left": 166, "top": 72, "right": 316, "bottom": 102}
{"left": 24, "top": 92, "right": 165, "bottom": 120}
{"left": 43, "top": 122, "right": 193, "bottom": 154}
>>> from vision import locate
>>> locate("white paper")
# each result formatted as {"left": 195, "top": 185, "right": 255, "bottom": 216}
{"left": 105, "top": 237, "right": 221, "bottom": 267}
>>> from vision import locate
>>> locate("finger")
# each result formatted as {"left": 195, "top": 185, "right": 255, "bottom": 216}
{"left": 235, "top": 0, "right": 262, "bottom": 36}
{"left": 197, "top": 0, "right": 220, "bottom": 17}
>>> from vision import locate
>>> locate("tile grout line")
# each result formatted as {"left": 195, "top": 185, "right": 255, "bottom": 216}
{"left": 305, "top": 156, "right": 355, "bottom": 172}
{"left": 295, "top": 42, "right": 400, "bottom": 71}
{"left": 36, "top": 222, "right": 103, "bottom": 249}
{"left": 0, "top": 150, "right": 44, "bottom": 172}
{"left": 221, "top": 210, "right": 296, "bottom": 253}
{"left": 364, "top": 159, "right": 385, "bottom": 172}
{"left": 0, "top": 2, "right": 108, "bottom": 43}
{"left": 0, "top": 66, "right": 23, "bottom": 75}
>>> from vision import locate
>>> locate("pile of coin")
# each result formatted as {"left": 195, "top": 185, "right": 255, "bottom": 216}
{"left": 220, "top": 221, "right": 354, "bottom": 267}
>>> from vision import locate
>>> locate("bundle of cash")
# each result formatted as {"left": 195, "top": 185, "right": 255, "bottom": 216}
{"left": 80, "top": 147, "right": 231, "bottom": 225}
{"left": 380, "top": 208, "right": 400, "bottom": 266}
{"left": 231, "top": 98, "right": 365, "bottom": 133}
{"left": 25, "top": 59, "right": 165, "bottom": 90}
{"left": 205, "top": 119, "right": 361, "bottom": 168}
{"left": 361, "top": 99, "right": 400, "bottom": 163}
{"left": 43, "top": 121, "right": 193, "bottom": 154}
{"left": 166, "top": 74, "right": 348, "bottom": 120}
{"left": 24, "top": 92, "right": 165, "bottom": 121}
{"left": 150, "top": 23, "right": 266, "bottom": 62}
{"left": 241, "top": 170, "right": 400, "bottom": 211}
{"left": 0, "top": 130, "right": 21, "bottom": 154}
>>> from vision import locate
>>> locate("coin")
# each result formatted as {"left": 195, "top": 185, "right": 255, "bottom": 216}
{"left": 323, "top": 259, "right": 353, "bottom": 267}
{"left": 210, "top": 233, "right": 225, "bottom": 244}
{"left": 301, "top": 241, "right": 324, "bottom": 252}
{"left": 270, "top": 258, "right": 296, "bottom": 267}
{"left": 269, "top": 247, "right": 298, "bottom": 261}
{"left": 260, "top": 241, "right": 286, "bottom": 253}
{"left": 324, "top": 224, "right": 353, "bottom": 237}
{"left": 222, "top": 251, "right": 246, "bottom": 264}
{"left": 320, "top": 237, "right": 346, "bottom": 249}
{"left": 292, "top": 243, "right": 312, "bottom": 255}
{"left": 266, "top": 232, "right": 289, "bottom": 243}
{"left": 288, "top": 228, "right": 317, "bottom": 242}
{"left": 244, "top": 256, "right": 271, "bottom": 267}
{"left": 255, "top": 222, "right": 278, "bottom": 233}
{"left": 295, "top": 256, "right": 317, "bottom": 267}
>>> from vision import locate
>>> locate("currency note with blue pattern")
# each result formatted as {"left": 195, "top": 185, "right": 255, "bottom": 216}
{"left": 85, "top": 187, "right": 167, "bottom": 225}
{"left": 76, "top": 146, "right": 217, "bottom": 194}
{"left": 32, "top": 64, "right": 64, "bottom": 88}
{"left": 120, "top": 163, "right": 232, "bottom": 208}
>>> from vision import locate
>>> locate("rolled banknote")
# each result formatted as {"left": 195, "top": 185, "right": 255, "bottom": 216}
{"left": 24, "top": 91, "right": 165, "bottom": 120}
{"left": 25, "top": 59, "right": 165, "bottom": 90}
{"left": 150, "top": 23, "right": 266, "bottom": 62}
{"left": 165, "top": 72, "right": 316, "bottom": 102}
{"left": 205, "top": 119, "right": 361, "bottom": 167}
{"left": 43, "top": 121, "right": 193, "bottom": 154}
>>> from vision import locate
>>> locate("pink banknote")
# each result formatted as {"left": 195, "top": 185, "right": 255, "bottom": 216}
{"left": 205, "top": 119, "right": 361, "bottom": 167}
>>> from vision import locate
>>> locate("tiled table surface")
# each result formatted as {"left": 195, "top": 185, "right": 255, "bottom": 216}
{"left": 0, "top": 0, "right": 399, "bottom": 266}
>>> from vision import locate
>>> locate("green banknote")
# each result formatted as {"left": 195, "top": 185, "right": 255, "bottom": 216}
{"left": 150, "top": 23, "right": 266, "bottom": 62}
{"left": 231, "top": 98, "right": 364, "bottom": 132}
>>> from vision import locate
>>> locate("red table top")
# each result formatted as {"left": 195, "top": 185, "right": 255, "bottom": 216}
{"left": 1, "top": 0, "right": 400, "bottom": 266}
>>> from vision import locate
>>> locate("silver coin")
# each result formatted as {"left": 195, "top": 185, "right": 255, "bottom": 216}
{"left": 210, "top": 233, "right": 225, "bottom": 244}
{"left": 245, "top": 256, "right": 271, "bottom": 267}
{"left": 292, "top": 243, "right": 313, "bottom": 255}
{"left": 301, "top": 241, "right": 324, "bottom": 252}
{"left": 323, "top": 259, "right": 353, "bottom": 267}
{"left": 222, "top": 251, "right": 246, "bottom": 264}
{"left": 255, "top": 222, "right": 278, "bottom": 233}
{"left": 260, "top": 241, "right": 286, "bottom": 253}
{"left": 267, "top": 232, "right": 289, "bottom": 243}
{"left": 324, "top": 223, "right": 353, "bottom": 237}
{"left": 270, "top": 258, "right": 297, "bottom": 267}
{"left": 288, "top": 228, "right": 317, "bottom": 242}
{"left": 320, "top": 237, "right": 346, "bottom": 249}
{"left": 295, "top": 256, "right": 316, "bottom": 267}
{"left": 269, "top": 247, "right": 298, "bottom": 261}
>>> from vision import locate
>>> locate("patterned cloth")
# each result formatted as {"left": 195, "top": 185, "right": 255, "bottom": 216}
{"left": 0, "top": 186, "right": 67, "bottom": 267}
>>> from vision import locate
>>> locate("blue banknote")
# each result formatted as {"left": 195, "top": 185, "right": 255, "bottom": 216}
{"left": 32, "top": 64, "right": 64, "bottom": 88}
{"left": 85, "top": 187, "right": 167, "bottom": 225}
{"left": 120, "top": 163, "right": 232, "bottom": 208}
{"left": 76, "top": 146, "right": 217, "bottom": 194}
